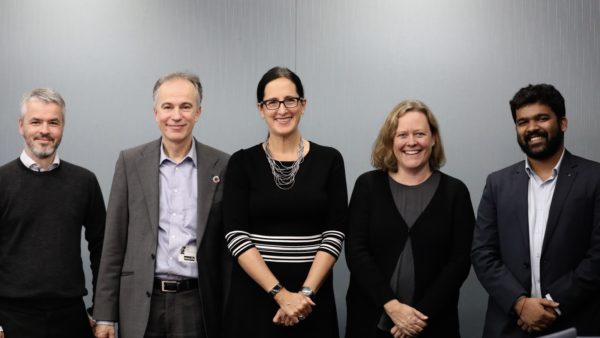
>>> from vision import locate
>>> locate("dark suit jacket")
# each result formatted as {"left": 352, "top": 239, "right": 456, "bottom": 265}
{"left": 93, "top": 138, "right": 229, "bottom": 338}
{"left": 345, "top": 170, "right": 475, "bottom": 338}
{"left": 472, "top": 151, "right": 600, "bottom": 337}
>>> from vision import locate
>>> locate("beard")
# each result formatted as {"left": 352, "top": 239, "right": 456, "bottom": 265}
{"left": 26, "top": 137, "right": 60, "bottom": 159}
{"left": 517, "top": 128, "right": 564, "bottom": 160}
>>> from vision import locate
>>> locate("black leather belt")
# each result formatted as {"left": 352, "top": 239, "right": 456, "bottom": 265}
{"left": 154, "top": 278, "right": 198, "bottom": 293}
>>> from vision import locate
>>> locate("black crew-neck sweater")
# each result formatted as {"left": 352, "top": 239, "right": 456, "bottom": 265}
{"left": 0, "top": 159, "right": 105, "bottom": 300}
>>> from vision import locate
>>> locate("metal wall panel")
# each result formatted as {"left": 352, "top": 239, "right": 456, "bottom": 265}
{"left": 1, "top": 1, "right": 598, "bottom": 336}
{"left": 295, "top": 3, "right": 599, "bottom": 334}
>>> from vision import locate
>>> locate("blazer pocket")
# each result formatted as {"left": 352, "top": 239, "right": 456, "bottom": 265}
{"left": 120, "top": 271, "right": 134, "bottom": 277}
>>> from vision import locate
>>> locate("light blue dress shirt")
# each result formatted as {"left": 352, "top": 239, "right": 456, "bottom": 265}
{"left": 155, "top": 142, "right": 199, "bottom": 279}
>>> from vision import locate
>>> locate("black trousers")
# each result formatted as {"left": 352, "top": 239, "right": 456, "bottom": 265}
{"left": 0, "top": 297, "right": 93, "bottom": 338}
{"left": 144, "top": 288, "right": 205, "bottom": 338}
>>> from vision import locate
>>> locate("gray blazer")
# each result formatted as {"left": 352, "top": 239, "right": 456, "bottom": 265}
{"left": 472, "top": 151, "right": 600, "bottom": 337}
{"left": 94, "top": 138, "right": 229, "bottom": 338}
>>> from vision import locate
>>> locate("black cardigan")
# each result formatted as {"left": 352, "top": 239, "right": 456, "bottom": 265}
{"left": 345, "top": 170, "right": 474, "bottom": 338}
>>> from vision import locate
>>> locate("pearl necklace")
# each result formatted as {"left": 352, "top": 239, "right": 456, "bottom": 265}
{"left": 264, "top": 138, "right": 305, "bottom": 190}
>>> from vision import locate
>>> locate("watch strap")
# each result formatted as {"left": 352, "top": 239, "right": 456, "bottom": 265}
{"left": 269, "top": 282, "right": 283, "bottom": 297}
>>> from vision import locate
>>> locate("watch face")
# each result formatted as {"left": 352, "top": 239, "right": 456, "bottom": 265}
{"left": 269, "top": 283, "right": 283, "bottom": 296}
{"left": 301, "top": 287, "right": 315, "bottom": 299}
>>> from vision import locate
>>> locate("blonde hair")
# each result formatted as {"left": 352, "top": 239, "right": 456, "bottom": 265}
{"left": 372, "top": 99, "right": 445, "bottom": 172}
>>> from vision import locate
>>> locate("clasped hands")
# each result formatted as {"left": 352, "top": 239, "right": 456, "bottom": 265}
{"left": 272, "top": 288, "right": 316, "bottom": 327}
{"left": 514, "top": 297, "right": 560, "bottom": 333}
{"left": 384, "top": 299, "right": 428, "bottom": 338}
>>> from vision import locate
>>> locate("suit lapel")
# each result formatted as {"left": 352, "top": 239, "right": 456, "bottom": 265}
{"left": 135, "top": 139, "right": 161, "bottom": 237}
{"left": 195, "top": 140, "right": 220, "bottom": 246}
{"left": 513, "top": 164, "right": 531, "bottom": 253}
{"left": 542, "top": 151, "right": 577, "bottom": 253}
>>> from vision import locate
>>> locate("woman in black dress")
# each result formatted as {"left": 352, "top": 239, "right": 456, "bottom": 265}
{"left": 345, "top": 100, "right": 474, "bottom": 338}
{"left": 223, "top": 66, "right": 347, "bottom": 337}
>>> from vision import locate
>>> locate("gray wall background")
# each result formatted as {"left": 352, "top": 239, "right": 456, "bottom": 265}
{"left": 1, "top": 1, "right": 599, "bottom": 337}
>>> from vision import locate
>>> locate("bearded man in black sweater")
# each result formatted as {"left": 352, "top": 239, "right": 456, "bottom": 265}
{"left": 0, "top": 88, "right": 106, "bottom": 338}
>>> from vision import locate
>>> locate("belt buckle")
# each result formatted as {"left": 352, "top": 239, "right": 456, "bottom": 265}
{"left": 161, "top": 280, "right": 179, "bottom": 293}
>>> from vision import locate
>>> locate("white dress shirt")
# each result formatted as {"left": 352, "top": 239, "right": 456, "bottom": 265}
{"left": 19, "top": 150, "right": 60, "bottom": 171}
{"left": 525, "top": 150, "right": 564, "bottom": 298}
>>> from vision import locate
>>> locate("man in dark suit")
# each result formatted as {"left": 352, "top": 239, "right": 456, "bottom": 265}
{"left": 93, "top": 72, "right": 229, "bottom": 338}
{"left": 472, "top": 83, "right": 600, "bottom": 337}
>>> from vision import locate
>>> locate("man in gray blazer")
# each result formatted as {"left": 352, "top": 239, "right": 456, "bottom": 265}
{"left": 472, "top": 84, "right": 600, "bottom": 337}
{"left": 93, "top": 72, "right": 229, "bottom": 338}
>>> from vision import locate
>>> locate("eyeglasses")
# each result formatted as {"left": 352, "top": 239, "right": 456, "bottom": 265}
{"left": 260, "top": 97, "right": 303, "bottom": 110}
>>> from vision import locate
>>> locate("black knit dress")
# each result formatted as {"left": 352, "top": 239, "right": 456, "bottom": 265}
{"left": 223, "top": 142, "right": 348, "bottom": 338}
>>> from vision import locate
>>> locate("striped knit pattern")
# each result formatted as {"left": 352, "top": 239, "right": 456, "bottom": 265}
{"left": 226, "top": 230, "right": 345, "bottom": 263}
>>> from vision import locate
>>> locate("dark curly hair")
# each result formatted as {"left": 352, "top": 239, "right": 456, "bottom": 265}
{"left": 509, "top": 84, "right": 565, "bottom": 122}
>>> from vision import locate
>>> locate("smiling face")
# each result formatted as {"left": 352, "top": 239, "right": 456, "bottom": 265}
{"left": 154, "top": 78, "right": 201, "bottom": 147}
{"left": 515, "top": 103, "right": 566, "bottom": 160}
{"left": 19, "top": 99, "right": 64, "bottom": 162}
{"left": 258, "top": 77, "right": 305, "bottom": 138}
{"left": 392, "top": 111, "right": 435, "bottom": 175}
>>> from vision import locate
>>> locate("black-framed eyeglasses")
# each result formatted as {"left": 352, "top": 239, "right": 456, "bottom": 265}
{"left": 260, "top": 97, "right": 303, "bottom": 110}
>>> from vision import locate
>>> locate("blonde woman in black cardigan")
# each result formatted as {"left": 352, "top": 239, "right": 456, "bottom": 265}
{"left": 345, "top": 100, "right": 475, "bottom": 338}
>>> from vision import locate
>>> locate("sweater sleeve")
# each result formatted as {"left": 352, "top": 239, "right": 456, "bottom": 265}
{"left": 84, "top": 172, "right": 107, "bottom": 309}
{"left": 345, "top": 173, "right": 397, "bottom": 307}
{"left": 223, "top": 150, "right": 256, "bottom": 258}
{"left": 317, "top": 149, "right": 348, "bottom": 259}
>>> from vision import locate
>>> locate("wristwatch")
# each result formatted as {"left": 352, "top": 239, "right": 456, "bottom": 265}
{"left": 301, "top": 286, "right": 316, "bottom": 300}
{"left": 269, "top": 282, "right": 283, "bottom": 297}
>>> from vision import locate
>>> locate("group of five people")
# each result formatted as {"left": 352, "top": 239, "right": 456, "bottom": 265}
{"left": 0, "top": 67, "right": 598, "bottom": 338}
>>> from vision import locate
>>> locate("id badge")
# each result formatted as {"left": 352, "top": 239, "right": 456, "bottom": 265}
{"left": 178, "top": 245, "right": 197, "bottom": 263}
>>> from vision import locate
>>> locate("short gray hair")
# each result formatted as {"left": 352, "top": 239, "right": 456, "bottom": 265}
{"left": 152, "top": 72, "right": 203, "bottom": 107}
{"left": 20, "top": 88, "right": 66, "bottom": 121}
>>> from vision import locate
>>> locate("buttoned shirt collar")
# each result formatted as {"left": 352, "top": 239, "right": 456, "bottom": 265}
{"left": 19, "top": 150, "right": 60, "bottom": 172}
{"left": 524, "top": 149, "right": 565, "bottom": 181}
{"left": 159, "top": 140, "right": 197, "bottom": 167}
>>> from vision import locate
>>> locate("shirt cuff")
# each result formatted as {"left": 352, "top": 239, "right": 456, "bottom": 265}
{"left": 96, "top": 321, "right": 116, "bottom": 326}
{"left": 545, "top": 293, "right": 562, "bottom": 316}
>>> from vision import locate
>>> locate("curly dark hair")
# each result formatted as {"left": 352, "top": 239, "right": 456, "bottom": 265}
{"left": 509, "top": 84, "right": 565, "bottom": 122}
